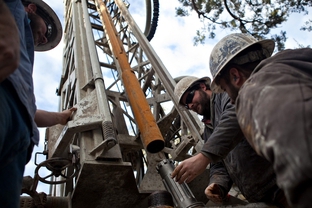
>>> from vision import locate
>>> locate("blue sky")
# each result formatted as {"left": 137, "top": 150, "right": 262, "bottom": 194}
{"left": 24, "top": 0, "right": 311, "bottom": 193}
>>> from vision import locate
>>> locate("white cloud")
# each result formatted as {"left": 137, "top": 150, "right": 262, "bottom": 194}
{"left": 280, "top": 8, "right": 312, "bottom": 49}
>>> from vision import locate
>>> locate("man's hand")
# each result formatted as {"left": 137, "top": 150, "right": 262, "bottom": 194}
{"left": 0, "top": 0, "right": 20, "bottom": 82}
{"left": 171, "top": 153, "right": 210, "bottom": 184}
{"left": 205, "top": 183, "right": 225, "bottom": 204}
{"left": 58, "top": 107, "right": 77, "bottom": 125}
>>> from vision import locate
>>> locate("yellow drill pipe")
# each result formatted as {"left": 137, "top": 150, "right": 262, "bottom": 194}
{"left": 95, "top": 0, "right": 164, "bottom": 153}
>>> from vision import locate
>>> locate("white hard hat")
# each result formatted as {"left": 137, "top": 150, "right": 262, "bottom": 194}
{"left": 174, "top": 76, "right": 211, "bottom": 105}
{"left": 209, "top": 33, "right": 275, "bottom": 93}
{"left": 23, "top": 0, "right": 62, "bottom": 51}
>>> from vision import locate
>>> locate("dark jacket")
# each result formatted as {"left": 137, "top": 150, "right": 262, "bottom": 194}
{"left": 236, "top": 48, "right": 312, "bottom": 207}
{"left": 201, "top": 92, "right": 278, "bottom": 202}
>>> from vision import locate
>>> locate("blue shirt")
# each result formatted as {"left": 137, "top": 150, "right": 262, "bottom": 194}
{"left": 5, "top": 0, "right": 39, "bottom": 145}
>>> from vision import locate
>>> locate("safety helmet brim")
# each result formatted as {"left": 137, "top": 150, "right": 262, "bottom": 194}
{"left": 210, "top": 37, "right": 275, "bottom": 93}
{"left": 23, "top": 0, "right": 62, "bottom": 51}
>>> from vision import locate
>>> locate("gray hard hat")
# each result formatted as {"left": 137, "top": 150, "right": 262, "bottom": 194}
{"left": 209, "top": 33, "right": 275, "bottom": 93}
{"left": 174, "top": 76, "right": 211, "bottom": 105}
{"left": 23, "top": 0, "right": 62, "bottom": 51}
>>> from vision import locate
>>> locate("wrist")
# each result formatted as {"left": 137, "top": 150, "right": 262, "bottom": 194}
{"left": 198, "top": 153, "right": 210, "bottom": 165}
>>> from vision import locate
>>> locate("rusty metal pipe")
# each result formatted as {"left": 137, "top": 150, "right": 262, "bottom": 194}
{"left": 94, "top": 0, "right": 164, "bottom": 153}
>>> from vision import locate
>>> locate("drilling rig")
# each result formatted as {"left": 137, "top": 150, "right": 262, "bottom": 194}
{"left": 20, "top": 0, "right": 209, "bottom": 207}
{"left": 19, "top": 0, "right": 269, "bottom": 207}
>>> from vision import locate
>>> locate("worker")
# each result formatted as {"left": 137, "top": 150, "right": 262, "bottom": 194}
{"left": 0, "top": 1, "right": 75, "bottom": 207}
{"left": 23, "top": 0, "right": 77, "bottom": 156}
{"left": 208, "top": 33, "right": 312, "bottom": 207}
{"left": 171, "top": 76, "right": 288, "bottom": 207}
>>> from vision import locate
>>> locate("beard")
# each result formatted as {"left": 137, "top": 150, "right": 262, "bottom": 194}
{"left": 197, "top": 90, "right": 211, "bottom": 119}
{"left": 227, "top": 82, "right": 239, "bottom": 104}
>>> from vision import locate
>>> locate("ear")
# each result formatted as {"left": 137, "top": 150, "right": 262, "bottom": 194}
{"left": 229, "top": 68, "right": 240, "bottom": 85}
{"left": 25, "top": 3, "right": 37, "bottom": 14}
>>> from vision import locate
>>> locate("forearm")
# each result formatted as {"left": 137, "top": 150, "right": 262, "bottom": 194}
{"left": 35, "top": 107, "right": 77, "bottom": 127}
{"left": 35, "top": 109, "right": 61, "bottom": 127}
{"left": 209, "top": 162, "right": 233, "bottom": 192}
{"left": 201, "top": 151, "right": 221, "bottom": 163}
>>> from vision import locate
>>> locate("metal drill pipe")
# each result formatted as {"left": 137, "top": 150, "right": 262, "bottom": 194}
{"left": 156, "top": 159, "right": 206, "bottom": 208}
{"left": 94, "top": 0, "right": 164, "bottom": 153}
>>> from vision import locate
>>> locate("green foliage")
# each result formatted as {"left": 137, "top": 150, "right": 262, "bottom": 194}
{"left": 301, "top": 19, "right": 312, "bottom": 32}
{"left": 176, "top": 7, "right": 188, "bottom": 16}
{"left": 193, "top": 30, "right": 206, "bottom": 46}
{"left": 176, "top": 0, "right": 312, "bottom": 51}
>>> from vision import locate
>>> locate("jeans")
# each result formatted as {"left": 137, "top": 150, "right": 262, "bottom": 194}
{"left": 0, "top": 80, "right": 32, "bottom": 208}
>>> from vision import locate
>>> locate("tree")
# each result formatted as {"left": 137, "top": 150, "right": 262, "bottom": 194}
{"left": 176, "top": 0, "right": 312, "bottom": 51}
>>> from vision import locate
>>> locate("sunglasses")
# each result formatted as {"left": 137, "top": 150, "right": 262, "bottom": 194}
{"left": 184, "top": 89, "right": 196, "bottom": 109}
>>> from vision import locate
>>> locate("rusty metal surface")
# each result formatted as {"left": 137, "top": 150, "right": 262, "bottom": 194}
{"left": 71, "top": 161, "right": 150, "bottom": 208}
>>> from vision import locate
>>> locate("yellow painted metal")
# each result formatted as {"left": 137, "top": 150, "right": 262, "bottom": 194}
{"left": 95, "top": 0, "right": 164, "bottom": 153}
